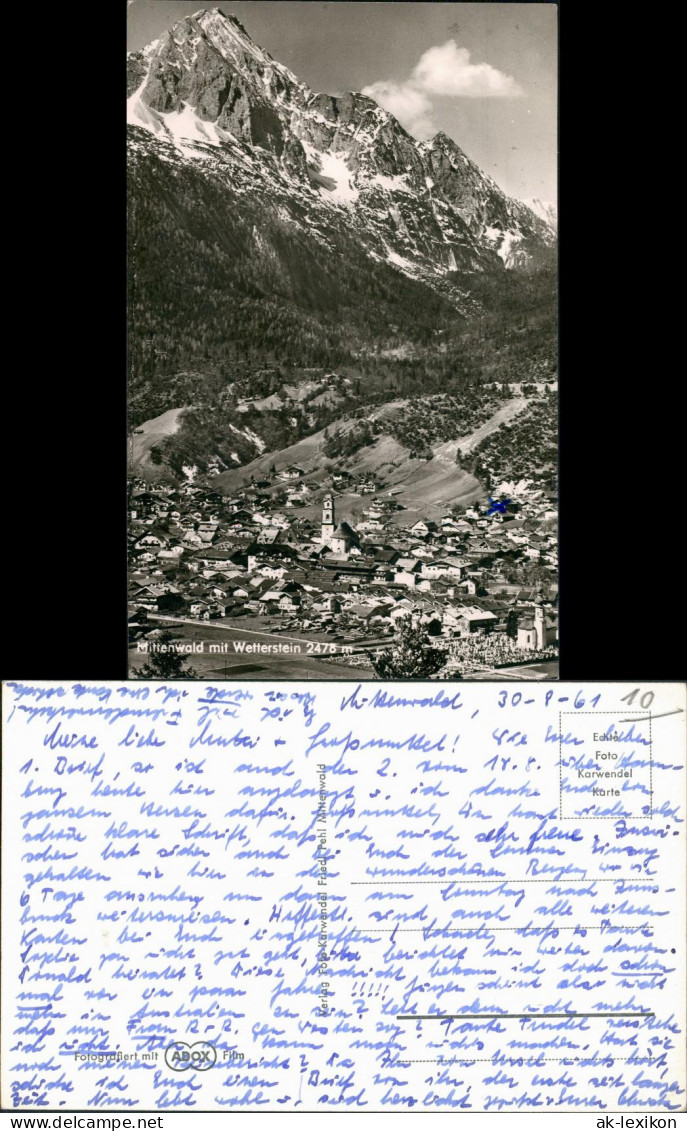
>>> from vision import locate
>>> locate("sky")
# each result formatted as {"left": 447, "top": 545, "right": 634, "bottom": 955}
{"left": 127, "top": 1, "right": 557, "bottom": 204}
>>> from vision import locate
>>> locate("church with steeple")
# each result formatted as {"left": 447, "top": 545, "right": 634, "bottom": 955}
{"left": 318, "top": 493, "right": 360, "bottom": 557}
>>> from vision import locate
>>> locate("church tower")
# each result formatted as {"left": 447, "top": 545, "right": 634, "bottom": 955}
{"left": 534, "top": 604, "right": 545, "bottom": 649}
{"left": 321, "top": 493, "right": 335, "bottom": 544}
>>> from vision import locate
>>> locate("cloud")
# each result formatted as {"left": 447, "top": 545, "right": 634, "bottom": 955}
{"left": 413, "top": 40, "right": 523, "bottom": 98}
{"left": 361, "top": 81, "right": 435, "bottom": 139}
{"left": 362, "top": 39, "right": 522, "bottom": 139}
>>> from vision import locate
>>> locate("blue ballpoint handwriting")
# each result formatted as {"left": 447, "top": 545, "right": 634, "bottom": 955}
{"left": 3, "top": 681, "right": 684, "bottom": 1112}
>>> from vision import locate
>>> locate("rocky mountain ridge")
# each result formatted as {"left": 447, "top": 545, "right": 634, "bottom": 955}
{"left": 127, "top": 7, "right": 555, "bottom": 280}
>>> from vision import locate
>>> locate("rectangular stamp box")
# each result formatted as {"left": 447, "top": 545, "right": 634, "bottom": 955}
{"left": 558, "top": 711, "right": 652, "bottom": 820}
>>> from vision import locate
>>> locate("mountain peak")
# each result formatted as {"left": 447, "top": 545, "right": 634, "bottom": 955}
{"left": 191, "top": 6, "right": 225, "bottom": 19}
{"left": 430, "top": 131, "right": 465, "bottom": 155}
{"left": 195, "top": 8, "right": 256, "bottom": 40}
{"left": 188, "top": 6, "right": 291, "bottom": 75}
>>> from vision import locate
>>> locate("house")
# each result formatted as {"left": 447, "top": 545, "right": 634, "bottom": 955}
{"left": 189, "top": 601, "right": 211, "bottom": 618}
{"left": 134, "top": 531, "right": 169, "bottom": 550}
{"left": 313, "top": 595, "right": 342, "bottom": 615}
{"left": 130, "top": 594, "right": 158, "bottom": 611}
{"left": 205, "top": 603, "right": 226, "bottom": 618}
{"left": 197, "top": 521, "right": 219, "bottom": 543}
{"left": 394, "top": 556, "right": 421, "bottom": 572}
{"left": 446, "top": 606, "right": 498, "bottom": 635}
{"left": 228, "top": 509, "right": 254, "bottom": 525}
{"left": 202, "top": 584, "right": 228, "bottom": 599}
{"left": 255, "top": 528, "right": 282, "bottom": 544}
{"left": 250, "top": 576, "right": 276, "bottom": 596}
{"left": 277, "top": 466, "right": 305, "bottom": 480}
{"left": 227, "top": 584, "right": 249, "bottom": 600}
{"left": 410, "top": 520, "right": 438, "bottom": 537}
{"left": 260, "top": 585, "right": 302, "bottom": 611}
{"left": 363, "top": 603, "right": 395, "bottom": 625}
{"left": 422, "top": 557, "right": 469, "bottom": 581}
{"left": 373, "top": 549, "right": 400, "bottom": 566}
{"left": 278, "top": 592, "right": 301, "bottom": 611}
{"left": 193, "top": 549, "right": 240, "bottom": 572}
{"left": 393, "top": 559, "right": 422, "bottom": 588}
{"left": 256, "top": 564, "right": 288, "bottom": 580}
{"left": 466, "top": 545, "right": 497, "bottom": 564}
{"left": 247, "top": 543, "right": 299, "bottom": 567}
{"left": 393, "top": 571, "right": 420, "bottom": 589}
{"left": 287, "top": 481, "right": 310, "bottom": 496}
{"left": 157, "top": 547, "right": 184, "bottom": 563}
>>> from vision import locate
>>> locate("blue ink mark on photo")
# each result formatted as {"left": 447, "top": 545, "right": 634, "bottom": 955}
{"left": 485, "top": 496, "right": 512, "bottom": 517}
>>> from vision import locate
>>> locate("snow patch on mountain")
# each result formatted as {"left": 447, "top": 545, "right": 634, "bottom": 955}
{"left": 319, "top": 152, "right": 359, "bottom": 204}
{"left": 127, "top": 87, "right": 232, "bottom": 149}
{"left": 483, "top": 225, "right": 523, "bottom": 266}
{"left": 301, "top": 140, "right": 360, "bottom": 205}
{"left": 496, "top": 230, "right": 523, "bottom": 267}
{"left": 370, "top": 172, "right": 411, "bottom": 194}
{"left": 162, "top": 104, "right": 225, "bottom": 147}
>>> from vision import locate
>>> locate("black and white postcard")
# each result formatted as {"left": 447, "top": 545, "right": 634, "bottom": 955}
{"left": 127, "top": 2, "right": 558, "bottom": 681}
